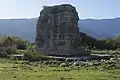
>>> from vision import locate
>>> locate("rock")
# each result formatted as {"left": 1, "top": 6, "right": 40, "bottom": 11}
{"left": 87, "top": 62, "right": 93, "bottom": 66}
{"left": 35, "top": 4, "right": 89, "bottom": 56}
{"left": 100, "top": 68, "right": 104, "bottom": 71}
{"left": 60, "top": 63, "right": 66, "bottom": 67}
{"left": 101, "top": 59, "right": 106, "bottom": 62}
{"left": 71, "top": 61, "right": 80, "bottom": 67}
{"left": 117, "top": 58, "right": 120, "bottom": 60}
{"left": 65, "top": 58, "right": 76, "bottom": 62}
{"left": 110, "top": 58, "right": 116, "bottom": 61}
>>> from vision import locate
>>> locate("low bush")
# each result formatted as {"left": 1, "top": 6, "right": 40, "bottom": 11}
{"left": 23, "top": 44, "right": 51, "bottom": 61}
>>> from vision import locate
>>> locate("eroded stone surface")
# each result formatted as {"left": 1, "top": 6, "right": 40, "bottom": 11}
{"left": 35, "top": 4, "right": 89, "bottom": 56}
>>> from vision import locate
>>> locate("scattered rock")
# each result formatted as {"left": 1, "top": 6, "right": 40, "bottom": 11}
{"left": 60, "top": 63, "right": 66, "bottom": 67}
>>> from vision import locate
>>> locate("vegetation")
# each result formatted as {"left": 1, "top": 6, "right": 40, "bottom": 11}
{"left": 80, "top": 32, "right": 120, "bottom": 50}
{"left": 0, "top": 34, "right": 119, "bottom": 80}
{"left": 1, "top": 33, "right": 120, "bottom": 59}
{"left": 0, "top": 59, "right": 119, "bottom": 80}
{"left": 0, "top": 35, "right": 29, "bottom": 57}
{"left": 91, "top": 50, "right": 120, "bottom": 55}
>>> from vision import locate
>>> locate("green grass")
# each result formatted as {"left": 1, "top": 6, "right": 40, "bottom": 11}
{"left": 0, "top": 60, "right": 119, "bottom": 80}
{"left": 91, "top": 50, "right": 120, "bottom": 55}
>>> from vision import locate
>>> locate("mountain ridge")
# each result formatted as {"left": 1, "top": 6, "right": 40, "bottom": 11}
{"left": 0, "top": 17, "right": 120, "bottom": 42}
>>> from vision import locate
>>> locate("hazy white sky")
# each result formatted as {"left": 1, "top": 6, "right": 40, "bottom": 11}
{"left": 0, "top": 0, "right": 120, "bottom": 19}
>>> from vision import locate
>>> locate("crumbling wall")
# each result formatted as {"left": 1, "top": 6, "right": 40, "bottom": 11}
{"left": 35, "top": 4, "right": 89, "bottom": 56}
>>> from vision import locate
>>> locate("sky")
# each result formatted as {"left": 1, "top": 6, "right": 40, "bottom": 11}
{"left": 0, "top": 0, "right": 120, "bottom": 19}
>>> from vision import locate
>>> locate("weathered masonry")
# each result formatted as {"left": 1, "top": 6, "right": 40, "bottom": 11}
{"left": 35, "top": 4, "right": 89, "bottom": 56}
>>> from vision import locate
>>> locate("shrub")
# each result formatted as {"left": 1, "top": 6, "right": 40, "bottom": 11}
{"left": 24, "top": 44, "right": 42, "bottom": 61}
{"left": 24, "top": 51, "right": 42, "bottom": 61}
{"left": 0, "top": 35, "right": 28, "bottom": 57}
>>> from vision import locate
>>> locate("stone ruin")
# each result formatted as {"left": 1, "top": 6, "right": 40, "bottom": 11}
{"left": 35, "top": 4, "right": 89, "bottom": 56}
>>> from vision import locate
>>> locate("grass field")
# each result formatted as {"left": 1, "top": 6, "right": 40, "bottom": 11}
{"left": 0, "top": 60, "right": 120, "bottom": 80}
{"left": 91, "top": 50, "right": 120, "bottom": 55}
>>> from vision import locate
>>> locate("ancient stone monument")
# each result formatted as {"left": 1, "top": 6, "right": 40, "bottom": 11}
{"left": 35, "top": 4, "right": 89, "bottom": 56}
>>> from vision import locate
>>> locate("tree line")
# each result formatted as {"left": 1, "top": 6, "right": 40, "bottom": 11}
{"left": 80, "top": 32, "right": 120, "bottom": 50}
